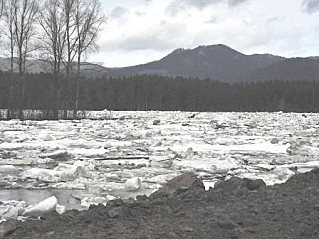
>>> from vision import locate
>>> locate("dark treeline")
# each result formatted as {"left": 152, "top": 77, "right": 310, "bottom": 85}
{"left": 1, "top": 71, "right": 319, "bottom": 113}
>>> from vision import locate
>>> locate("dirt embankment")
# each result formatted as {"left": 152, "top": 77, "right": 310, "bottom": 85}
{"left": 2, "top": 169, "right": 319, "bottom": 239}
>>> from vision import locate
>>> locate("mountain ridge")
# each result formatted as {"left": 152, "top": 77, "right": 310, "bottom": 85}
{"left": 104, "top": 44, "right": 289, "bottom": 82}
{"left": 1, "top": 44, "right": 319, "bottom": 82}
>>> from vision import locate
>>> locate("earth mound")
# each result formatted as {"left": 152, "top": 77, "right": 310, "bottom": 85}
{"left": 3, "top": 169, "right": 319, "bottom": 239}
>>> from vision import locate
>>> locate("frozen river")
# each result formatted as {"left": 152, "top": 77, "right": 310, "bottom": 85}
{"left": 1, "top": 111, "right": 319, "bottom": 220}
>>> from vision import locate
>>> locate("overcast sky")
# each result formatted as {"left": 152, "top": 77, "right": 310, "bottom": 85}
{"left": 88, "top": 0, "right": 319, "bottom": 67}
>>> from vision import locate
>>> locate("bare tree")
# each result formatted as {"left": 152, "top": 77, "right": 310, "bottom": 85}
{"left": 1, "top": 0, "right": 104, "bottom": 119}
{"left": 63, "top": 0, "right": 76, "bottom": 76}
{"left": 0, "top": 0, "right": 4, "bottom": 17}
{"left": 38, "top": 0, "right": 67, "bottom": 118}
{"left": 11, "top": 0, "right": 39, "bottom": 119}
{"left": 2, "top": 0, "right": 16, "bottom": 118}
{"left": 37, "top": 0, "right": 104, "bottom": 119}
{"left": 13, "top": 0, "right": 39, "bottom": 73}
{"left": 73, "top": 0, "right": 104, "bottom": 117}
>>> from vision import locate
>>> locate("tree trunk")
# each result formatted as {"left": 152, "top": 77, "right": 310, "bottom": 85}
{"left": 18, "top": 50, "right": 24, "bottom": 120}
{"left": 7, "top": 38, "right": 14, "bottom": 119}
{"left": 53, "top": 72, "right": 59, "bottom": 119}
{"left": 73, "top": 52, "right": 81, "bottom": 118}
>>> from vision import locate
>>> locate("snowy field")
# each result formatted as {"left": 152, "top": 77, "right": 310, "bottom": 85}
{"left": 1, "top": 111, "right": 319, "bottom": 221}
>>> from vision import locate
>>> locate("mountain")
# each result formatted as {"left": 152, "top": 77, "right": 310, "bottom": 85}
{"left": 105, "top": 44, "right": 285, "bottom": 82}
{"left": 2, "top": 44, "right": 319, "bottom": 82}
{"left": 245, "top": 57, "right": 319, "bottom": 82}
{"left": 0, "top": 57, "right": 110, "bottom": 77}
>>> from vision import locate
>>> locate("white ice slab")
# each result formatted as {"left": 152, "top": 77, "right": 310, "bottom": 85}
{"left": 24, "top": 196, "right": 58, "bottom": 217}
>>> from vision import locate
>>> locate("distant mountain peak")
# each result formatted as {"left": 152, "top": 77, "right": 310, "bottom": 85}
{"left": 169, "top": 44, "right": 239, "bottom": 56}
{"left": 169, "top": 48, "right": 187, "bottom": 56}
{"left": 192, "top": 44, "right": 243, "bottom": 58}
{"left": 194, "top": 44, "right": 236, "bottom": 51}
{"left": 105, "top": 43, "right": 289, "bottom": 81}
{"left": 196, "top": 44, "right": 229, "bottom": 49}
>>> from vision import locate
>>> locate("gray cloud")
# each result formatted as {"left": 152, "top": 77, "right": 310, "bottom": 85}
{"left": 109, "top": 6, "right": 127, "bottom": 19}
{"left": 181, "top": 0, "right": 220, "bottom": 9}
{"left": 179, "top": 0, "right": 221, "bottom": 9}
{"left": 102, "top": 35, "right": 174, "bottom": 52}
{"left": 302, "top": 0, "right": 319, "bottom": 14}
{"left": 228, "top": 0, "right": 248, "bottom": 7}
{"left": 100, "top": 22, "right": 189, "bottom": 52}
{"left": 94, "top": 0, "right": 319, "bottom": 67}
{"left": 266, "top": 16, "right": 285, "bottom": 25}
{"left": 166, "top": 1, "right": 187, "bottom": 16}
{"left": 166, "top": 0, "right": 248, "bottom": 15}
{"left": 206, "top": 16, "right": 219, "bottom": 24}
{"left": 135, "top": 11, "right": 146, "bottom": 16}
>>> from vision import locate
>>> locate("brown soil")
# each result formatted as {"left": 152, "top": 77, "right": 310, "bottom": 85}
{"left": 2, "top": 169, "right": 319, "bottom": 239}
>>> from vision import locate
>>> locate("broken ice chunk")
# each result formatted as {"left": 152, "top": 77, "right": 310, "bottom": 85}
{"left": 81, "top": 195, "right": 116, "bottom": 209}
{"left": 0, "top": 165, "right": 19, "bottom": 174}
{"left": 0, "top": 201, "right": 25, "bottom": 220}
{"left": 124, "top": 177, "right": 142, "bottom": 192}
{"left": 55, "top": 204, "right": 66, "bottom": 215}
{"left": 24, "top": 196, "right": 58, "bottom": 217}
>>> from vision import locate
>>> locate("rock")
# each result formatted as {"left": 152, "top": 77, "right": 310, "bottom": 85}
{"left": 271, "top": 138, "right": 280, "bottom": 144}
{"left": 108, "top": 207, "right": 123, "bottom": 218}
{"left": 243, "top": 227, "right": 257, "bottom": 234}
{"left": 311, "top": 167, "right": 319, "bottom": 174}
{"left": 286, "top": 167, "right": 319, "bottom": 185}
{"left": 153, "top": 120, "right": 161, "bottom": 125}
{"left": 136, "top": 195, "right": 148, "bottom": 201}
{"left": 243, "top": 178, "right": 266, "bottom": 191}
{"left": 214, "top": 177, "right": 266, "bottom": 194}
{"left": 168, "top": 231, "right": 180, "bottom": 238}
{"left": 218, "top": 217, "right": 237, "bottom": 230}
{"left": 189, "top": 113, "right": 199, "bottom": 118}
{"left": 0, "top": 220, "right": 17, "bottom": 237}
{"left": 24, "top": 196, "right": 58, "bottom": 217}
{"left": 39, "top": 150, "right": 71, "bottom": 161}
{"left": 151, "top": 173, "right": 204, "bottom": 198}
{"left": 41, "top": 134, "right": 54, "bottom": 141}
{"left": 107, "top": 199, "right": 124, "bottom": 207}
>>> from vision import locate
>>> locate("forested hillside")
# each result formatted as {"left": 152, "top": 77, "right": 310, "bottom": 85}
{"left": 105, "top": 45, "right": 285, "bottom": 82}
{"left": 1, "top": 72, "right": 319, "bottom": 113}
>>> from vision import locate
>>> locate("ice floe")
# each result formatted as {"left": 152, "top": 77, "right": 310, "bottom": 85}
{"left": 21, "top": 161, "right": 93, "bottom": 182}
{"left": 124, "top": 177, "right": 142, "bottom": 192}
{"left": 0, "top": 201, "right": 25, "bottom": 221}
{"left": 1, "top": 111, "right": 319, "bottom": 220}
{"left": 24, "top": 196, "right": 58, "bottom": 217}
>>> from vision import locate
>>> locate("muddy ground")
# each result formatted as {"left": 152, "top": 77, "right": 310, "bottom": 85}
{"left": 2, "top": 169, "right": 319, "bottom": 239}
